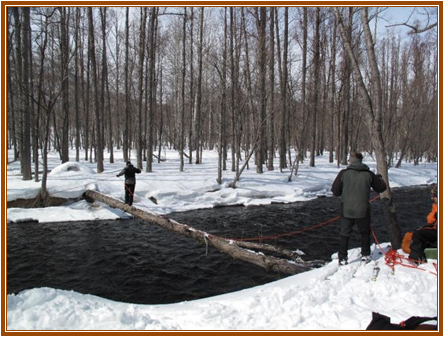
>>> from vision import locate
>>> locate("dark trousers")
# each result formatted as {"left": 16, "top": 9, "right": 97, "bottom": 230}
{"left": 125, "top": 184, "right": 136, "bottom": 206}
{"left": 409, "top": 228, "right": 437, "bottom": 261}
{"left": 339, "top": 214, "right": 371, "bottom": 261}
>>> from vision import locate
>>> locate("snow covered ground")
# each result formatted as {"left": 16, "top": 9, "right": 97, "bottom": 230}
{"left": 6, "top": 149, "right": 438, "bottom": 331}
{"left": 7, "top": 149, "right": 437, "bottom": 222}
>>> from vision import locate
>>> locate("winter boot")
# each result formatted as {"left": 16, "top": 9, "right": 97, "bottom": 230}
{"left": 338, "top": 235, "right": 350, "bottom": 265}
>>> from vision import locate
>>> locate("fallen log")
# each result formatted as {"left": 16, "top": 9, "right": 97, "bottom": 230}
{"left": 83, "top": 190, "right": 311, "bottom": 275}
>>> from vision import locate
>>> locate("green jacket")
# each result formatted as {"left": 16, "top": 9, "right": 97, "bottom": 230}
{"left": 331, "top": 162, "right": 387, "bottom": 218}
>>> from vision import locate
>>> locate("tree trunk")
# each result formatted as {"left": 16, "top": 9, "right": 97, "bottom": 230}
{"left": 87, "top": 8, "right": 104, "bottom": 173}
{"left": 35, "top": 11, "right": 52, "bottom": 200}
{"left": 84, "top": 42, "right": 90, "bottom": 162}
{"left": 241, "top": 8, "right": 256, "bottom": 173}
{"left": 280, "top": 8, "right": 288, "bottom": 172}
{"left": 217, "top": 8, "right": 228, "bottom": 184}
{"left": 20, "top": 8, "right": 32, "bottom": 180}
{"left": 59, "top": 7, "right": 70, "bottom": 164}
{"left": 267, "top": 7, "right": 275, "bottom": 172}
{"left": 83, "top": 189, "right": 310, "bottom": 275}
{"left": 6, "top": 10, "right": 18, "bottom": 162}
{"left": 180, "top": 8, "right": 187, "bottom": 172}
{"left": 195, "top": 7, "right": 204, "bottom": 164}
{"left": 300, "top": 7, "right": 308, "bottom": 163}
{"left": 137, "top": 8, "right": 147, "bottom": 170}
{"left": 100, "top": 8, "right": 114, "bottom": 164}
{"left": 27, "top": 10, "right": 37, "bottom": 182}
{"left": 329, "top": 15, "right": 338, "bottom": 164}
{"left": 256, "top": 8, "right": 267, "bottom": 174}
{"left": 340, "top": 8, "right": 353, "bottom": 166}
{"left": 290, "top": 7, "right": 308, "bottom": 179}
{"left": 115, "top": 14, "right": 121, "bottom": 150}
{"left": 189, "top": 8, "right": 194, "bottom": 165}
{"left": 123, "top": 7, "right": 130, "bottom": 162}
{"left": 147, "top": 8, "right": 157, "bottom": 172}
{"left": 309, "top": 8, "right": 321, "bottom": 168}
{"left": 230, "top": 7, "right": 236, "bottom": 172}
{"left": 228, "top": 119, "right": 265, "bottom": 188}
{"left": 74, "top": 8, "right": 81, "bottom": 162}
{"left": 334, "top": 7, "right": 401, "bottom": 249}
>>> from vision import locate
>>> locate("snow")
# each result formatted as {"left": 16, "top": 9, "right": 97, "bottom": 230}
{"left": 6, "top": 149, "right": 438, "bottom": 331}
{"left": 7, "top": 149, "right": 437, "bottom": 222}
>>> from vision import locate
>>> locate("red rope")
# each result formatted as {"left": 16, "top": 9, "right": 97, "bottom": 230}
{"left": 226, "top": 216, "right": 340, "bottom": 241}
{"left": 117, "top": 176, "right": 140, "bottom": 204}
{"left": 227, "top": 194, "right": 380, "bottom": 242}
{"left": 371, "top": 230, "right": 437, "bottom": 276}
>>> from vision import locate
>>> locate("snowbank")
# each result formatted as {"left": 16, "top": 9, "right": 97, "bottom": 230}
{"left": 7, "top": 245, "right": 437, "bottom": 330}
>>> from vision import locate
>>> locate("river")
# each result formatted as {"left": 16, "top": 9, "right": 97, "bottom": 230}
{"left": 7, "top": 185, "right": 432, "bottom": 304}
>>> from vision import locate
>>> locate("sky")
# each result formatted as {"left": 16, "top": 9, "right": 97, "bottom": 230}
{"left": 6, "top": 148, "right": 438, "bottom": 331}
{"left": 381, "top": 7, "right": 437, "bottom": 37}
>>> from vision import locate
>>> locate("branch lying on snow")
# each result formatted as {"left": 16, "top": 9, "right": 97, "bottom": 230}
{"left": 83, "top": 190, "right": 313, "bottom": 275}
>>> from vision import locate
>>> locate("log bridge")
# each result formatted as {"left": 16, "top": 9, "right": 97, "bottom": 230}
{"left": 84, "top": 190, "right": 312, "bottom": 275}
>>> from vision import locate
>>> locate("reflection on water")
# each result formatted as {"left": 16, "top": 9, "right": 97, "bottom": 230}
{"left": 7, "top": 185, "right": 431, "bottom": 304}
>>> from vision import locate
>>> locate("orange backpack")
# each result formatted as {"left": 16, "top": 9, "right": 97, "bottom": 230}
{"left": 402, "top": 232, "right": 413, "bottom": 254}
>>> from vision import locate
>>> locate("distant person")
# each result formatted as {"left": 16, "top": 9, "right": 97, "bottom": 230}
{"left": 331, "top": 152, "right": 387, "bottom": 266}
{"left": 408, "top": 184, "right": 437, "bottom": 265}
{"left": 117, "top": 161, "right": 141, "bottom": 206}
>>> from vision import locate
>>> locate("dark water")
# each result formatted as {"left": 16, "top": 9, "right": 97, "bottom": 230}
{"left": 7, "top": 185, "right": 432, "bottom": 304}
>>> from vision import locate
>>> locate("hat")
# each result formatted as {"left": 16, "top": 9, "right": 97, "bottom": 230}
{"left": 126, "top": 161, "right": 132, "bottom": 166}
{"left": 349, "top": 152, "right": 363, "bottom": 161}
{"left": 348, "top": 152, "right": 363, "bottom": 164}
{"left": 431, "top": 184, "right": 437, "bottom": 198}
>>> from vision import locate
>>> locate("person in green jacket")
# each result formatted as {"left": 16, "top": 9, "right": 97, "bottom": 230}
{"left": 331, "top": 152, "right": 387, "bottom": 265}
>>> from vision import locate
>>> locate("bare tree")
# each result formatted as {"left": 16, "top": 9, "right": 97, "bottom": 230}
{"left": 217, "top": 7, "right": 228, "bottom": 184}
{"left": 288, "top": 7, "right": 308, "bottom": 181}
{"left": 33, "top": 8, "right": 63, "bottom": 201}
{"left": 230, "top": 7, "right": 236, "bottom": 172}
{"left": 195, "top": 7, "right": 204, "bottom": 164}
{"left": 334, "top": 7, "right": 402, "bottom": 249}
{"left": 21, "top": 8, "right": 32, "bottom": 180}
{"left": 100, "top": 8, "right": 114, "bottom": 164}
{"left": 387, "top": 7, "right": 437, "bottom": 34}
{"left": 74, "top": 8, "right": 81, "bottom": 162}
{"left": 5, "top": 7, "right": 436, "bottom": 189}
{"left": 136, "top": 8, "right": 147, "bottom": 170}
{"left": 6, "top": 9, "right": 18, "bottom": 162}
{"left": 87, "top": 7, "right": 104, "bottom": 173}
{"left": 309, "top": 8, "right": 321, "bottom": 167}
{"left": 59, "top": 7, "right": 70, "bottom": 163}
{"left": 179, "top": 7, "right": 187, "bottom": 172}
{"left": 267, "top": 7, "right": 275, "bottom": 172}
{"left": 329, "top": 13, "right": 338, "bottom": 164}
{"left": 280, "top": 7, "right": 289, "bottom": 172}
{"left": 123, "top": 7, "right": 130, "bottom": 162}
{"left": 188, "top": 8, "right": 195, "bottom": 165}
{"left": 146, "top": 7, "right": 158, "bottom": 172}
{"left": 339, "top": 7, "right": 353, "bottom": 166}
{"left": 256, "top": 7, "right": 267, "bottom": 174}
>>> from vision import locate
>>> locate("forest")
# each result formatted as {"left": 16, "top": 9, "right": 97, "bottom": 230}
{"left": 6, "top": 7, "right": 437, "bottom": 190}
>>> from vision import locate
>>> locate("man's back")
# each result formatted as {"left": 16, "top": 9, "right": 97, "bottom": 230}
{"left": 118, "top": 164, "right": 141, "bottom": 184}
{"left": 332, "top": 161, "right": 386, "bottom": 218}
